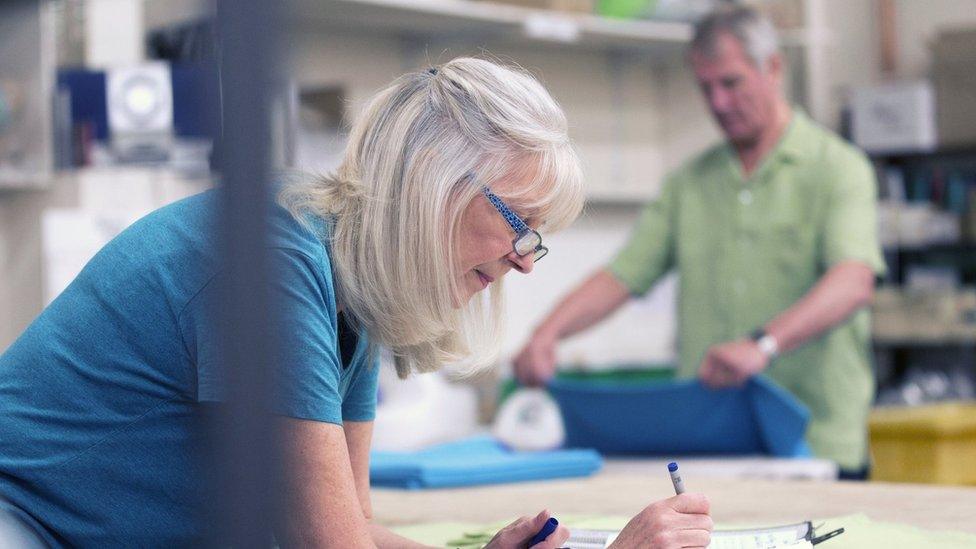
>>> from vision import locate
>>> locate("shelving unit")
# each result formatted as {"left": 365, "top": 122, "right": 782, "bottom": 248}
{"left": 289, "top": 0, "right": 818, "bottom": 57}
{"left": 289, "top": 0, "right": 692, "bottom": 55}
{"left": 872, "top": 147, "right": 976, "bottom": 285}
{"left": 284, "top": 0, "right": 829, "bottom": 205}
{"left": 886, "top": 243, "right": 976, "bottom": 285}
{"left": 869, "top": 147, "right": 976, "bottom": 393}
{"left": 0, "top": 0, "right": 57, "bottom": 191}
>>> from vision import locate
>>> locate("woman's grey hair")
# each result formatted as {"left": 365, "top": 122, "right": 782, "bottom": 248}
{"left": 690, "top": 5, "right": 780, "bottom": 69}
{"left": 281, "top": 57, "right": 584, "bottom": 378}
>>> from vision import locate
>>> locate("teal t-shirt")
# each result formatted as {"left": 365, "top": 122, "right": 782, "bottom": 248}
{"left": 0, "top": 190, "right": 379, "bottom": 546}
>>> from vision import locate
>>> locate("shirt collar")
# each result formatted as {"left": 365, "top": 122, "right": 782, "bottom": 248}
{"left": 776, "top": 108, "right": 811, "bottom": 163}
{"left": 718, "top": 107, "right": 809, "bottom": 180}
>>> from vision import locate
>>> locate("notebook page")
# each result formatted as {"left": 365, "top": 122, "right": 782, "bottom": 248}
{"left": 708, "top": 533, "right": 812, "bottom": 549}
{"left": 568, "top": 521, "right": 811, "bottom": 549}
{"left": 709, "top": 521, "right": 812, "bottom": 548}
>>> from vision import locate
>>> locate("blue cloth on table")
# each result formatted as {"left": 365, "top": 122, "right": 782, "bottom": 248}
{"left": 370, "top": 435, "right": 602, "bottom": 489}
{"left": 548, "top": 375, "right": 810, "bottom": 457}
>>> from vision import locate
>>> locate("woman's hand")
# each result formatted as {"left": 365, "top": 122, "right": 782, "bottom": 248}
{"left": 483, "top": 509, "right": 569, "bottom": 549}
{"left": 609, "top": 493, "right": 713, "bottom": 549}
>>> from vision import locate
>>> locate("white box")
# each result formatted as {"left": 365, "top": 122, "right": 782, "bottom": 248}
{"left": 851, "top": 81, "right": 937, "bottom": 154}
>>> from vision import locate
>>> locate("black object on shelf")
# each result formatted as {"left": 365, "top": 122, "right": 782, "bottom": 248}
{"left": 884, "top": 243, "right": 976, "bottom": 285}
{"left": 870, "top": 146, "right": 976, "bottom": 164}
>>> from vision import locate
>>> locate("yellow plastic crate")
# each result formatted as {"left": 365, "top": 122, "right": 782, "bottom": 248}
{"left": 869, "top": 402, "right": 976, "bottom": 485}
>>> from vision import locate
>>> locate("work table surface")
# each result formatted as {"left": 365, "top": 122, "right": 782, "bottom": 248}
{"left": 372, "top": 465, "right": 976, "bottom": 534}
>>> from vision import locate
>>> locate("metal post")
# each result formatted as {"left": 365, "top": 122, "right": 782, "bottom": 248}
{"left": 211, "top": 0, "right": 282, "bottom": 546}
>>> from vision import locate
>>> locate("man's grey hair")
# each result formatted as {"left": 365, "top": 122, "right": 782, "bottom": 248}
{"left": 690, "top": 4, "right": 780, "bottom": 69}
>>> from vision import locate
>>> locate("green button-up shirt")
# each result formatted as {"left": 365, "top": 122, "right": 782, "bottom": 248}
{"left": 609, "top": 111, "right": 886, "bottom": 469}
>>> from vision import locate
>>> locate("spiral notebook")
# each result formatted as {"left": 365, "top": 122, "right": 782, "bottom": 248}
{"left": 568, "top": 520, "right": 843, "bottom": 549}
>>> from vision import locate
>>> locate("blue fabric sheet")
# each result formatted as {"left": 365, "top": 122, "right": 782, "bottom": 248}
{"left": 370, "top": 436, "right": 603, "bottom": 490}
{"left": 548, "top": 375, "right": 810, "bottom": 457}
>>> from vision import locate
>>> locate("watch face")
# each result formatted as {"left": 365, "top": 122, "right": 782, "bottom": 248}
{"left": 514, "top": 230, "right": 541, "bottom": 255}
{"left": 757, "top": 335, "right": 779, "bottom": 357}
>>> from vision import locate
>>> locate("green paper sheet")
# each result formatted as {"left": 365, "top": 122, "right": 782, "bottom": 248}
{"left": 393, "top": 514, "right": 976, "bottom": 548}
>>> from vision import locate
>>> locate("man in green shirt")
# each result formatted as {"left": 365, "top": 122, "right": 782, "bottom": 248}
{"left": 514, "top": 6, "right": 885, "bottom": 477}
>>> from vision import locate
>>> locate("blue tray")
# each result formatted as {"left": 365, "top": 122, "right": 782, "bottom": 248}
{"left": 548, "top": 376, "right": 810, "bottom": 457}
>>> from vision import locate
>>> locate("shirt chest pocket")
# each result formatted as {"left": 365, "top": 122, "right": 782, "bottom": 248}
{"left": 755, "top": 222, "right": 817, "bottom": 276}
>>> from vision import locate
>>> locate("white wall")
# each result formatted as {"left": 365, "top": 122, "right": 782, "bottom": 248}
{"left": 0, "top": 187, "right": 70, "bottom": 350}
{"left": 500, "top": 205, "right": 679, "bottom": 368}
{"left": 85, "top": 0, "right": 144, "bottom": 68}
{"left": 895, "top": 0, "right": 976, "bottom": 78}
{"left": 819, "top": 0, "right": 880, "bottom": 129}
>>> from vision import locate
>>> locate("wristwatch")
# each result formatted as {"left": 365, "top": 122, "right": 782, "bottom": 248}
{"left": 750, "top": 328, "right": 779, "bottom": 359}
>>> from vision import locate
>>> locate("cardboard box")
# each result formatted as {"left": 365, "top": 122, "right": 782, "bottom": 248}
{"left": 931, "top": 29, "right": 976, "bottom": 147}
{"left": 851, "top": 81, "right": 937, "bottom": 154}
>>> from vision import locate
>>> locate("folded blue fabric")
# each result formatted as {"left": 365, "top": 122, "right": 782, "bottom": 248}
{"left": 548, "top": 375, "right": 810, "bottom": 457}
{"left": 370, "top": 435, "right": 603, "bottom": 489}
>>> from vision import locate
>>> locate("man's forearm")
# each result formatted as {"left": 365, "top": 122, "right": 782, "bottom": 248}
{"left": 764, "top": 261, "right": 876, "bottom": 354}
{"left": 535, "top": 268, "right": 632, "bottom": 340}
{"left": 368, "top": 522, "right": 432, "bottom": 549}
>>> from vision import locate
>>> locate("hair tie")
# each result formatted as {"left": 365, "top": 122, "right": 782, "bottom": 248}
{"left": 427, "top": 67, "right": 438, "bottom": 75}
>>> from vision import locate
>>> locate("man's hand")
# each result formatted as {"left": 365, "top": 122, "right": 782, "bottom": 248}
{"left": 609, "top": 493, "right": 712, "bottom": 549}
{"left": 698, "top": 339, "right": 769, "bottom": 388}
{"left": 514, "top": 269, "right": 634, "bottom": 387}
{"left": 513, "top": 330, "right": 559, "bottom": 387}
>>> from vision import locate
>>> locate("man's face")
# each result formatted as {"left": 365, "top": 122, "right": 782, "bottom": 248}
{"left": 689, "top": 33, "right": 783, "bottom": 146}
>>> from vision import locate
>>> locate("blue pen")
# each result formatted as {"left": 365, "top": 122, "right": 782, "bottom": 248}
{"left": 529, "top": 517, "right": 559, "bottom": 547}
{"left": 668, "top": 462, "right": 685, "bottom": 495}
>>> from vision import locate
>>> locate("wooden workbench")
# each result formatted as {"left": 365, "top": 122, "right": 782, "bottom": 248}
{"left": 371, "top": 466, "right": 976, "bottom": 535}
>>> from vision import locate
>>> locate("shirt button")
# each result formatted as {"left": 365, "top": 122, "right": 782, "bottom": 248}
{"left": 738, "top": 189, "right": 753, "bottom": 205}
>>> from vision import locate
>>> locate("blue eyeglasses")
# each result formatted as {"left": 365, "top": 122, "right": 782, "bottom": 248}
{"left": 482, "top": 186, "right": 548, "bottom": 262}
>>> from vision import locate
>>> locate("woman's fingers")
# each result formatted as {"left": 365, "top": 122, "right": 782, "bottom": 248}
{"left": 532, "top": 524, "right": 570, "bottom": 548}
{"left": 665, "top": 493, "right": 711, "bottom": 515}
{"left": 675, "top": 528, "right": 712, "bottom": 548}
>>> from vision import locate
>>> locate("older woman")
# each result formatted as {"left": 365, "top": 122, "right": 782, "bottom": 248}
{"left": 0, "top": 58, "right": 711, "bottom": 547}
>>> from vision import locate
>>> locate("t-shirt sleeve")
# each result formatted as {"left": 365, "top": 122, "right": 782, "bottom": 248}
{"left": 820, "top": 151, "right": 887, "bottom": 277}
{"left": 607, "top": 175, "right": 678, "bottom": 296}
{"left": 183, "top": 248, "right": 346, "bottom": 425}
{"left": 341, "top": 351, "right": 380, "bottom": 422}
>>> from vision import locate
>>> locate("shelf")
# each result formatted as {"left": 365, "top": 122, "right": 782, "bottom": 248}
{"left": 874, "top": 335, "right": 976, "bottom": 347}
{"left": 885, "top": 242, "right": 976, "bottom": 254}
{"left": 288, "top": 0, "right": 693, "bottom": 55}
{"left": 0, "top": 170, "right": 52, "bottom": 191}
{"left": 870, "top": 146, "right": 976, "bottom": 162}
